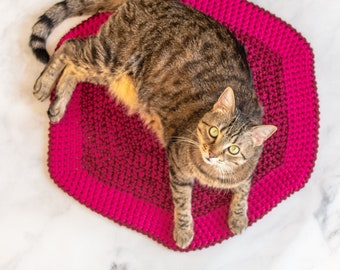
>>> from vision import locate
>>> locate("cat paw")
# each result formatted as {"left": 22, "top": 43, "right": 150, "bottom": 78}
{"left": 33, "top": 75, "right": 54, "bottom": 102}
{"left": 33, "top": 51, "right": 67, "bottom": 102}
{"left": 173, "top": 226, "right": 194, "bottom": 249}
{"left": 47, "top": 105, "right": 62, "bottom": 123}
{"left": 47, "top": 96, "right": 67, "bottom": 123}
{"left": 228, "top": 214, "right": 248, "bottom": 235}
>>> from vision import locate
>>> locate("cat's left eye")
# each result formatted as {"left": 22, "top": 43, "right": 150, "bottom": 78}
{"left": 209, "top": 126, "right": 219, "bottom": 138}
{"left": 228, "top": 145, "right": 240, "bottom": 155}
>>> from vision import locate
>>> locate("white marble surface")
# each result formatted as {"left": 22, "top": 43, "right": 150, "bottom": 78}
{"left": 0, "top": 0, "right": 339, "bottom": 269}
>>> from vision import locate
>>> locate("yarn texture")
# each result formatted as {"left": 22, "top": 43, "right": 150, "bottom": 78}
{"left": 48, "top": 0, "right": 319, "bottom": 251}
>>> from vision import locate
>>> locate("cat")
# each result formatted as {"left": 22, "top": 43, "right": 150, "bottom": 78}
{"left": 29, "top": 0, "right": 277, "bottom": 249}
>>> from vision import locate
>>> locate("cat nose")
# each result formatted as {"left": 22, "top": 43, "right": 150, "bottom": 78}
{"left": 208, "top": 151, "right": 217, "bottom": 159}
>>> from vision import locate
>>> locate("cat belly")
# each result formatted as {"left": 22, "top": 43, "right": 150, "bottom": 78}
{"left": 109, "top": 74, "right": 139, "bottom": 113}
{"left": 108, "top": 74, "right": 165, "bottom": 146}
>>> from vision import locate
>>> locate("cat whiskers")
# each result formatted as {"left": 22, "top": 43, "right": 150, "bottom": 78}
{"left": 171, "top": 136, "right": 200, "bottom": 148}
{"left": 217, "top": 165, "right": 226, "bottom": 183}
{"left": 185, "top": 128, "right": 199, "bottom": 140}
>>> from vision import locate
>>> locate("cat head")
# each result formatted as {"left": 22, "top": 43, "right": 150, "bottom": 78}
{"left": 197, "top": 87, "right": 277, "bottom": 171}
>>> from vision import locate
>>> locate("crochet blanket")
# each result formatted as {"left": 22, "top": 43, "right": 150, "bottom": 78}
{"left": 48, "top": 0, "right": 319, "bottom": 251}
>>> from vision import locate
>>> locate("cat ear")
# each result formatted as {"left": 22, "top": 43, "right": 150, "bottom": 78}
{"left": 213, "top": 87, "right": 235, "bottom": 113}
{"left": 250, "top": 125, "right": 277, "bottom": 146}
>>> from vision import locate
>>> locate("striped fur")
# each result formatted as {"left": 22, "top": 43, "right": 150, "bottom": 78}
{"left": 30, "top": 0, "right": 277, "bottom": 249}
{"left": 29, "top": 0, "right": 124, "bottom": 63}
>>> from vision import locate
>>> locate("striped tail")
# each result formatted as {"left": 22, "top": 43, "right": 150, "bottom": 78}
{"left": 29, "top": 0, "right": 125, "bottom": 64}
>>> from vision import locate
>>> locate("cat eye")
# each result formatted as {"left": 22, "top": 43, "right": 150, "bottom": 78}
{"left": 228, "top": 145, "right": 240, "bottom": 155}
{"left": 209, "top": 126, "right": 219, "bottom": 138}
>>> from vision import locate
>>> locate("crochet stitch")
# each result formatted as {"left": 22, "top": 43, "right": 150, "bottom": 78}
{"left": 48, "top": 0, "right": 319, "bottom": 251}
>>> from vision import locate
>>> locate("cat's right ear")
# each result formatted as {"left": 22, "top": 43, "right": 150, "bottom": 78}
{"left": 213, "top": 87, "right": 235, "bottom": 113}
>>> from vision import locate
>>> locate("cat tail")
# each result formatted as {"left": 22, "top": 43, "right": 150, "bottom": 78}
{"left": 29, "top": 0, "right": 125, "bottom": 64}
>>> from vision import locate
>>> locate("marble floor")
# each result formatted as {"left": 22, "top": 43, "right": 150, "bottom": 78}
{"left": 0, "top": 0, "right": 339, "bottom": 269}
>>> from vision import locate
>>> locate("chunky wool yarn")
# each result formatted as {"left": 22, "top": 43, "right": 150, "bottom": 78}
{"left": 48, "top": 0, "right": 319, "bottom": 251}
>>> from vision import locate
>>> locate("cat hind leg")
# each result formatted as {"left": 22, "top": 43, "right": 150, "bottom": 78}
{"left": 33, "top": 50, "right": 67, "bottom": 102}
{"left": 33, "top": 39, "right": 92, "bottom": 122}
{"left": 47, "top": 64, "right": 84, "bottom": 123}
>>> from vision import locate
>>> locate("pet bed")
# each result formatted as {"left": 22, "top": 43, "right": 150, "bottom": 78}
{"left": 47, "top": 0, "right": 319, "bottom": 251}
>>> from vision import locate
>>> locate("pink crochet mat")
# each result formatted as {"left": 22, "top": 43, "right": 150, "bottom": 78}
{"left": 48, "top": 0, "right": 319, "bottom": 251}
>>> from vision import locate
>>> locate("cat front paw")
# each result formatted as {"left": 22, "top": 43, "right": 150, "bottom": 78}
{"left": 173, "top": 226, "right": 194, "bottom": 249}
{"left": 228, "top": 214, "right": 248, "bottom": 235}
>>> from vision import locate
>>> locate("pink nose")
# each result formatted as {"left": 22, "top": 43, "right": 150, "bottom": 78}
{"left": 208, "top": 151, "right": 217, "bottom": 159}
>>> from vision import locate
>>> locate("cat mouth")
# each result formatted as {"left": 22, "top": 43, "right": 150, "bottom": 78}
{"left": 199, "top": 148, "right": 224, "bottom": 166}
{"left": 202, "top": 155, "right": 221, "bottom": 166}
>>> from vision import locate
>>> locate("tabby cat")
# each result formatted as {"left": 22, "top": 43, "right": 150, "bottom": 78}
{"left": 29, "top": 0, "right": 277, "bottom": 249}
